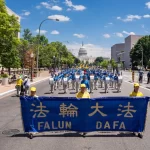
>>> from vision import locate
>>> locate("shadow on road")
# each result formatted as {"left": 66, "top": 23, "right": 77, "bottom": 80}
{"left": 11, "top": 95, "right": 18, "bottom": 97}
{"left": 100, "top": 92, "right": 106, "bottom": 94}
{"left": 12, "top": 132, "right": 137, "bottom": 139}
{"left": 58, "top": 92, "right": 65, "bottom": 94}
{"left": 44, "top": 92, "right": 51, "bottom": 94}
{"left": 70, "top": 92, "right": 76, "bottom": 94}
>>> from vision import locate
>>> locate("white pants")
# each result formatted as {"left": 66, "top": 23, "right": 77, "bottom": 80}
{"left": 72, "top": 80, "right": 75, "bottom": 90}
{"left": 25, "top": 86, "right": 29, "bottom": 95}
{"left": 75, "top": 82, "right": 80, "bottom": 93}
{"left": 90, "top": 81, "right": 94, "bottom": 93}
{"left": 94, "top": 80, "right": 98, "bottom": 90}
{"left": 100, "top": 80, "right": 103, "bottom": 88}
{"left": 63, "top": 83, "right": 68, "bottom": 93}
{"left": 117, "top": 82, "right": 122, "bottom": 92}
{"left": 114, "top": 81, "right": 117, "bottom": 89}
{"left": 104, "top": 83, "right": 109, "bottom": 93}
{"left": 16, "top": 85, "right": 21, "bottom": 96}
{"left": 50, "top": 84, "right": 54, "bottom": 93}
{"left": 110, "top": 80, "right": 114, "bottom": 87}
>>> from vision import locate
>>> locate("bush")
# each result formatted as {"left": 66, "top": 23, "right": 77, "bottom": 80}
{"left": 1, "top": 73, "right": 9, "bottom": 78}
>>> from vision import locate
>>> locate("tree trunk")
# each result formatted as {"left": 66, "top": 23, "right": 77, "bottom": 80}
{"left": 8, "top": 67, "right": 11, "bottom": 75}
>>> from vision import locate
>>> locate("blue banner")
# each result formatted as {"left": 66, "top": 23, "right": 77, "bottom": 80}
{"left": 20, "top": 97, "right": 149, "bottom": 133}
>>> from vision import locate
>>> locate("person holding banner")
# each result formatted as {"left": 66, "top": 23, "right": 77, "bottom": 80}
{"left": 76, "top": 84, "right": 90, "bottom": 98}
{"left": 30, "top": 87, "right": 38, "bottom": 97}
{"left": 130, "top": 83, "right": 143, "bottom": 97}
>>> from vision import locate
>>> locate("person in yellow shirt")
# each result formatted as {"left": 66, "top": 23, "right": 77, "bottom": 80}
{"left": 30, "top": 87, "right": 38, "bottom": 97}
{"left": 76, "top": 84, "right": 90, "bottom": 98}
{"left": 16, "top": 76, "right": 23, "bottom": 96}
{"left": 76, "top": 84, "right": 90, "bottom": 137}
{"left": 129, "top": 83, "right": 143, "bottom": 97}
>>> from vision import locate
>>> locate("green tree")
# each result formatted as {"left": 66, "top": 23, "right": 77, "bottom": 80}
{"left": 95, "top": 57, "right": 104, "bottom": 64}
{"left": 22, "top": 29, "right": 32, "bottom": 42}
{"left": 0, "top": 0, "right": 20, "bottom": 74}
{"left": 100, "top": 60, "right": 109, "bottom": 69}
{"left": 130, "top": 35, "right": 150, "bottom": 69}
{"left": 110, "top": 59, "right": 117, "bottom": 70}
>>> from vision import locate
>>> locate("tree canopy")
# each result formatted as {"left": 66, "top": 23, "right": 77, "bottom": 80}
{"left": 0, "top": 0, "right": 20, "bottom": 73}
{"left": 130, "top": 35, "right": 150, "bottom": 69}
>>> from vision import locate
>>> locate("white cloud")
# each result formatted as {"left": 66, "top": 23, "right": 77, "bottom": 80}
{"left": 103, "top": 34, "right": 111, "bottom": 38}
{"left": 65, "top": 0, "right": 86, "bottom": 11}
{"left": 51, "top": 6, "right": 62, "bottom": 11}
{"left": 36, "top": 5, "right": 41, "bottom": 9}
{"left": 36, "top": 29, "right": 47, "bottom": 35}
{"left": 117, "top": 16, "right": 121, "bottom": 20}
{"left": 146, "top": 2, "right": 150, "bottom": 9}
{"left": 115, "top": 33, "right": 124, "bottom": 38}
{"left": 21, "top": 10, "right": 31, "bottom": 16}
{"left": 48, "top": 15, "right": 70, "bottom": 22}
{"left": 73, "top": 34, "right": 85, "bottom": 38}
{"left": 67, "top": 8, "right": 72, "bottom": 11}
{"left": 122, "top": 31, "right": 135, "bottom": 35}
{"left": 41, "top": 2, "right": 51, "bottom": 9}
{"left": 40, "top": 2, "right": 62, "bottom": 11}
{"left": 51, "top": 30, "right": 59, "bottom": 35}
{"left": 73, "top": 5, "right": 86, "bottom": 11}
{"left": 117, "top": 15, "right": 142, "bottom": 22}
{"left": 66, "top": 43, "right": 110, "bottom": 58}
{"left": 24, "top": 11, "right": 30, "bottom": 16}
{"left": 108, "top": 22, "right": 113, "bottom": 25}
{"left": 143, "top": 14, "right": 150, "bottom": 18}
{"left": 84, "top": 44, "right": 95, "bottom": 47}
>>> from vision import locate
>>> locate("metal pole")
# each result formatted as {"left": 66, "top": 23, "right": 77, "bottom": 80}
{"left": 142, "top": 48, "right": 143, "bottom": 70}
{"left": 37, "top": 19, "right": 59, "bottom": 77}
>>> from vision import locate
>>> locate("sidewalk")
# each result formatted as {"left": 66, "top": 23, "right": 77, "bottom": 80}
{"left": 0, "top": 71, "right": 50, "bottom": 97}
{"left": 123, "top": 71, "right": 150, "bottom": 89}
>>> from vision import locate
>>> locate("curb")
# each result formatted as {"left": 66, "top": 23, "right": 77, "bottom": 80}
{"left": 0, "top": 77, "right": 49, "bottom": 97}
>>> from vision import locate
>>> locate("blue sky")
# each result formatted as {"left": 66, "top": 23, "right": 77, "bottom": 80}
{"left": 6, "top": 0, "right": 150, "bottom": 58}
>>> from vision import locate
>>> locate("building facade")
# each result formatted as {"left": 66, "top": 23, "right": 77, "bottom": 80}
{"left": 111, "top": 35, "right": 143, "bottom": 68}
{"left": 78, "top": 44, "right": 96, "bottom": 63}
{"left": 6, "top": 6, "right": 21, "bottom": 38}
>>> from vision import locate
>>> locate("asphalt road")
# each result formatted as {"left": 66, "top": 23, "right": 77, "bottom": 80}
{"left": 0, "top": 78, "right": 150, "bottom": 150}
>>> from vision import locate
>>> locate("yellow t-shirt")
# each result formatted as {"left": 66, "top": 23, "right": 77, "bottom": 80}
{"left": 16, "top": 79, "right": 23, "bottom": 86}
{"left": 129, "top": 91, "right": 144, "bottom": 97}
{"left": 76, "top": 91, "right": 90, "bottom": 98}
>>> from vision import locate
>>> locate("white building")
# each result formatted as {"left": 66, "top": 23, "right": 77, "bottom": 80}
{"left": 6, "top": 6, "right": 21, "bottom": 38}
{"left": 111, "top": 35, "right": 143, "bottom": 68}
{"left": 78, "top": 43, "right": 96, "bottom": 63}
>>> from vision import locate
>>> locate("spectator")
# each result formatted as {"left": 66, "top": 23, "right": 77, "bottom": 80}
{"left": 147, "top": 71, "right": 150, "bottom": 84}
{"left": 15, "top": 76, "right": 23, "bottom": 97}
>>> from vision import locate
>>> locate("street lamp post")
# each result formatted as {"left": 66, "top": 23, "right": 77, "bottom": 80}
{"left": 37, "top": 18, "right": 59, "bottom": 77}
{"left": 30, "top": 52, "right": 34, "bottom": 82}
{"left": 141, "top": 47, "right": 144, "bottom": 70}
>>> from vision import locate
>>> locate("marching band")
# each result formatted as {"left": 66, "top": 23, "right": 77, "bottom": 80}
{"left": 49, "top": 67, "right": 123, "bottom": 94}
